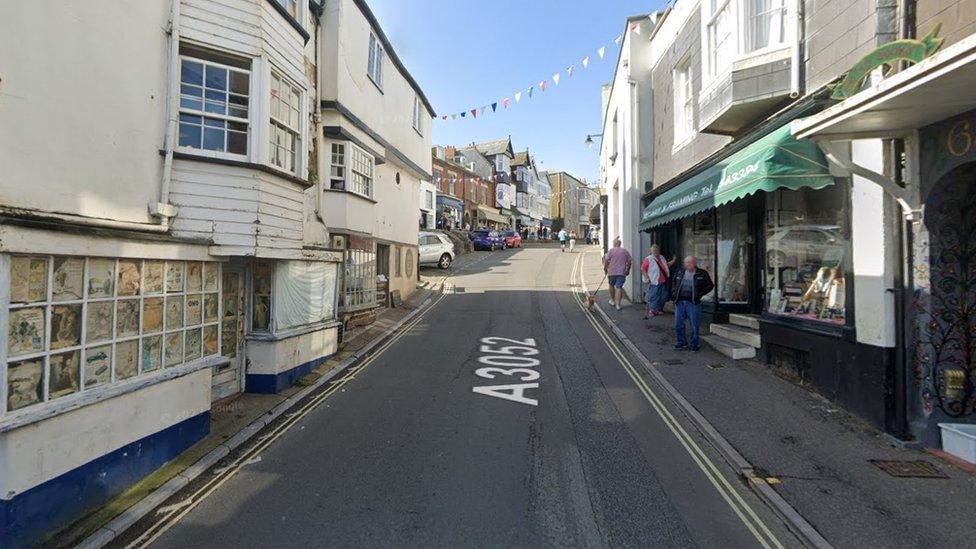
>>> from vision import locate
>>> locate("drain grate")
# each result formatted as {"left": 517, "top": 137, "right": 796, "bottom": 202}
{"left": 869, "top": 460, "right": 948, "bottom": 478}
{"left": 662, "top": 358, "right": 684, "bottom": 365}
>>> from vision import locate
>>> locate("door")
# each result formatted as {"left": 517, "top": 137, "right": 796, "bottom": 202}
{"left": 213, "top": 268, "right": 244, "bottom": 402}
{"left": 715, "top": 201, "right": 752, "bottom": 310}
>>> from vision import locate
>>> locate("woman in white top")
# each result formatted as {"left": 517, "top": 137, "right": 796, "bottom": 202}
{"left": 640, "top": 244, "right": 672, "bottom": 319}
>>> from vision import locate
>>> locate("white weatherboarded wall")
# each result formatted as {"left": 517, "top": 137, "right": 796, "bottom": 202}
{"left": 0, "top": 2, "right": 169, "bottom": 224}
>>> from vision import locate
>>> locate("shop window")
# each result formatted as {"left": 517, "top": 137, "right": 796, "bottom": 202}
{"left": 252, "top": 261, "right": 274, "bottom": 331}
{"left": 716, "top": 202, "right": 750, "bottom": 303}
{"left": 681, "top": 212, "right": 716, "bottom": 302}
{"left": 4, "top": 256, "right": 220, "bottom": 415}
{"left": 273, "top": 260, "right": 338, "bottom": 330}
{"left": 764, "top": 182, "right": 850, "bottom": 324}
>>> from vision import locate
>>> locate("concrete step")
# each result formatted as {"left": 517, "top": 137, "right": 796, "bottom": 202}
{"left": 702, "top": 334, "right": 757, "bottom": 359}
{"left": 729, "top": 313, "right": 761, "bottom": 331}
{"left": 710, "top": 323, "right": 762, "bottom": 348}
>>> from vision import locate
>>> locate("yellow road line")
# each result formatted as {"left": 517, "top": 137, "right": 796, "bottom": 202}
{"left": 130, "top": 294, "right": 446, "bottom": 548}
{"left": 570, "top": 252, "right": 782, "bottom": 549}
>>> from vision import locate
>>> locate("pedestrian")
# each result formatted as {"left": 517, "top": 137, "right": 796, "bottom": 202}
{"left": 640, "top": 245, "right": 673, "bottom": 319}
{"left": 669, "top": 255, "right": 714, "bottom": 352}
{"left": 603, "top": 237, "right": 632, "bottom": 311}
{"left": 558, "top": 228, "right": 568, "bottom": 252}
{"left": 569, "top": 231, "right": 577, "bottom": 252}
{"left": 585, "top": 230, "right": 592, "bottom": 245}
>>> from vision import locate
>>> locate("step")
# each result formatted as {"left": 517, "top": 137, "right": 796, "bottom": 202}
{"left": 710, "top": 323, "right": 762, "bottom": 348}
{"left": 702, "top": 334, "right": 757, "bottom": 360}
{"left": 729, "top": 313, "right": 761, "bottom": 331}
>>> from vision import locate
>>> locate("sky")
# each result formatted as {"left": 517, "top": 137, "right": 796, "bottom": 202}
{"left": 366, "top": 0, "right": 666, "bottom": 186}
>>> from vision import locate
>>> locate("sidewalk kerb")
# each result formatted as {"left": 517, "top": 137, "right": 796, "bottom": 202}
{"left": 576, "top": 252, "right": 831, "bottom": 549}
{"left": 77, "top": 292, "right": 438, "bottom": 549}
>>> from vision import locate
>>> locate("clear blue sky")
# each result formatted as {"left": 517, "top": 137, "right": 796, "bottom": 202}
{"left": 366, "top": 0, "right": 665, "bottom": 185}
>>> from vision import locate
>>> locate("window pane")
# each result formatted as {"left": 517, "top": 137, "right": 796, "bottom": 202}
{"left": 203, "top": 127, "right": 225, "bottom": 151}
{"left": 179, "top": 122, "right": 201, "bottom": 148}
{"left": 181, "top": 61, "right": 203, "bottom": 85}
{"left": 84, "top": 345, "right": 112, "bottom": 389}
{"left": 49, "top": 351, "right": 80, "bottom": 399}
{"left": 141, "top": 335, "right": 162, "bottom": 372}
{"left": 180, "top": 84, "right": 203, "bottom": 111}
{"left": 228, "top": 130, "right": 247, "bottom": 154}
{"left": 165, "top": 332, "right": 183, "bottom": 367}
{"left": 205, "top": 65, "right": 227, "bottom": 91}
{"left": 230, "top": 71, "right": 249, "bottom": 95}
{"left": 7, "top": 358, "right": 44, "bottom": 411}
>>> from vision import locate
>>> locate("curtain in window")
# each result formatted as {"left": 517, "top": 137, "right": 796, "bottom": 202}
{"left": 273, "top": 261, "right": 338, "bottom": 330}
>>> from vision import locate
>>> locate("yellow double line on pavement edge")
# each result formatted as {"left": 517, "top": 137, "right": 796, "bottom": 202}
{"left": 129, "top": 293, "right": 446, "bottom": 548}
{"left": 570, "top": 252, "right": 783, "bottom": 549}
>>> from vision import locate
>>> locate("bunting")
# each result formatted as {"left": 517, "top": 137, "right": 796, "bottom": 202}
{"left": 437, "top": 22, "right": 646, "bottom": 122}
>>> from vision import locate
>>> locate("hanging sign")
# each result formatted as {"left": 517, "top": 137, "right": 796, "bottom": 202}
{"left": 831, "top": 24, "right": 944, "bottom": 100}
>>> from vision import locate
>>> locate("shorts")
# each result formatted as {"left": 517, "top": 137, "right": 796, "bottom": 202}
{"left": 608, "top": 275, "right": 627, "bottom": 288}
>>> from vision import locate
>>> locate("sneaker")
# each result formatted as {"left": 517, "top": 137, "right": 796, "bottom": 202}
{"left": 608, "top": 300, "right": 615, "bottom": 307}
{"left": 615, "top": 304, "right": 621, "bottom": 311}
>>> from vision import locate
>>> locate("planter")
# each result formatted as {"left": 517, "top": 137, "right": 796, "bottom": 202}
{"left": 939, "top": 423, "right": 976, "bottom": 464}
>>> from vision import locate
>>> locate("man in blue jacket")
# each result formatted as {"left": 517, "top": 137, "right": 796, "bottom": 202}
{"left": 669, "top": 255, "right": 715, "bottom": 351}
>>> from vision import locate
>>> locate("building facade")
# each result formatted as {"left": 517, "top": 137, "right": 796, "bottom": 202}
{"left": 0, "top": 0, "right": 344, "bottom": 543}
{"left": 318, "top": 0, "right": 434, "bottom": 314}
{"left": 547, "top": 171, "right": 587, "bottom": 235}
{"left": 605, "top": 0, "right": 976, "bottom": 446}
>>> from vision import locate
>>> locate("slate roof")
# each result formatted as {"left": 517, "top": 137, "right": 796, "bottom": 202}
{"left": 472, "top": 138, "right": 513, "bottom": 157}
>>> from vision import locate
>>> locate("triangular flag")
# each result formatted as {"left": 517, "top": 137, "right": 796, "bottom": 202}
{"left": 460, "top": 111, "right": 466, "bottom": 118}
{"left": 479, "top": 106, "right": 487, "bottom": 116}
{"left": 528, "top": 87, "right": 534, "bottom": 98}
{"left": 515, "top": 91, "right": 522, "bottom": 103}
{"left": 552, "top": 73, "right": 560, "bottom": 85}
{"left": 491, "top": 102, "right": 498, "bottom": 112}
{"left": 598, "top": 46, "right": 606, "bottom": 59}
{"left": 452, "top": 114, "right": 458, "bottom": 120}
{"left": 614, "top": 34, "right": 623, "bottom": 44}
{"left": 539, "top": 80, "right": 547, "bottom": 92}
{"left": 582, "top": 56, "right": 590, "bottom": 68}
{"left": 441, "top": 116, "right": 447, "bottom": 120}
{"left": 567, "top": 65, "right": 574, "bottom": 77}
{"left": 470, "top": 108, "right": 477, "bottom": 118}
{"left": 631, "top": 22, "right": 641, "bottom": 35}
{"left": 503, "top": 97, "right": 510, "bottom": 108}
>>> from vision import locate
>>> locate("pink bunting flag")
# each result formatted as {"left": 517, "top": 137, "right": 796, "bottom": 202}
{"left": 470, "top": 108, "right": 477, "bottom": 118}
{"left": 502, "top": 97, "right": 510, "bottom": 108}
{"left": 630, "top": 22, "right": 641, "bottom": 35}
{"left": 539, "top": 80, "right": 547, "bottom": 92}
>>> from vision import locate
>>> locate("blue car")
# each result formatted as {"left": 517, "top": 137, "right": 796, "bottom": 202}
{"left": 470, "top": 230, "right": 504, "bottom": 251}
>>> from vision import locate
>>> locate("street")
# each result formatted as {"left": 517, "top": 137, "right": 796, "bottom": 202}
{"left": 124, "top": 247, "right": 795, "bottom": 548}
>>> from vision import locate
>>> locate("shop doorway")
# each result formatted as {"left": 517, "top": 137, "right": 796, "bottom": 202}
{"left": 214, "top": 267, "right": 245, "bottom": 401}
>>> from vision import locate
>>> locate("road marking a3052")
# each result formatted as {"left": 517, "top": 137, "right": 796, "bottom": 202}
{"left": 472, "top": 336, "right": 540, "bottom": 406}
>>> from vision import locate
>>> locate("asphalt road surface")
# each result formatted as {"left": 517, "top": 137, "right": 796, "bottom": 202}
{"left": 138, "top": 246, "right": 799, "bottom": 548}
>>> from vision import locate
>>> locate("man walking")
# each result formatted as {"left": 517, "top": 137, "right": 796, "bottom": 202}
{"left": 558, "top": 228, "right": 568, "bottom": 252}
{"left": 569, "top": 230, "right": 577, "bottom": 252}
{"left": 603, "top": 238, "right": 632, "bottom": 311}
{"left": 669, "top": 256, "right": 714, "bottom": 351}
{"left": 640, "top": 244, "right": 671, "bottom": 319}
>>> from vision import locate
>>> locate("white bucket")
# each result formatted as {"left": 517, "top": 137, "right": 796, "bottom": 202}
{"left": 939, "top": 423, "right": 976, "bottom": 464}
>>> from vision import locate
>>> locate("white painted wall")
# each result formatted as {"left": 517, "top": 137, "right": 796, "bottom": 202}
{"left": 246, "top": 326, "right": 339, "bottom": 376}
{"left": 0, "top": 368, "right": 210, "bottom": 497}
{"left": 0, "top": 1, "right": 169, "bottom": 224}
{"left": 851, "top": 139, "right": 897, "bottom": 347}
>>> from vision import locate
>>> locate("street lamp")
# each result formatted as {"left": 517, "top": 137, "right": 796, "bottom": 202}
{"left": 584, "top": 133, "right": 603, "bottom": 148}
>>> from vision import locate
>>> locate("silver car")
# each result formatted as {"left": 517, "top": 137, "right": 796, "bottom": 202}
{"left": 418, "top": 231, "right": 455, "bottom": 269}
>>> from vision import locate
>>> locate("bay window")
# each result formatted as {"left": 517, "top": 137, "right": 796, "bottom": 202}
{"left": 269, "top": 71, "right": 302, "bottom": 174}
{"left": 745, "top": 0, "right": 788, "bottom": 53}
{"left": 179, "top": 56, "right": 250, "bottom": 155}
{"left": 706, "top": 0, "right": 733, "bottom": 79}
{"left": 328, "top": 142, "right": 374, "bottom": 198}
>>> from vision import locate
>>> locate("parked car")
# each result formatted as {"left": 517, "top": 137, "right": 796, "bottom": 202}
{"left": 500, "top": 230, "right": 522, "bottom": 248}
{"left": 470, "top": 230, "right": 504, "bottom": 251}
{"left": 765, "top": 225, "right": 843, "bottom": 268}
{"left": 418, "top": 231, "right": 455, "bottom": 269}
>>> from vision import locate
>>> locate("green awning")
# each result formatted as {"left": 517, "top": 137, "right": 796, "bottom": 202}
{"left": 639, "top": 125, "right": 835, "bottom": 230}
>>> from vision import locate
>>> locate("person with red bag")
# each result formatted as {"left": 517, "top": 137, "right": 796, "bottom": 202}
{"left": 640, "top": 244, "right": 673, "bottom": 319}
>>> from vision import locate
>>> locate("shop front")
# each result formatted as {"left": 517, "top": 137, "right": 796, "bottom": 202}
{"left": 791, "top": 32, "right": 976, "bottom": 444}
{"left": 436, "top": 195, "right": 463, "bottom": 230}
{"left": 476, "top": 205, "right": 510, "bottom": 230}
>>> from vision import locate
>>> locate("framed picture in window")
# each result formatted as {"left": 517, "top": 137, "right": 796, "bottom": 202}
{"left": 204, "top": 294, "right": 218, "bottom": 323}
{"left": 86, "top": 301, "right": 114, "bottom": 343}
{"left": 116, "top": 340, "right": 139, "bottom": 380}
{"left": 116, "top": 299, "right": 140, "bottom": 338}
{"left": 166, "top": 262, "right": 185, "bottom": 293}
{"left": 10, "top": 256, "right": 48, "bottom": 304}
{"left": 117, "top": 260, "right": 141, "bottom": 296}
{"left": 8, "top": 307, "right": 45, "bottom": 357}
{"left": 141, "top": 335, "right": 162, "bottom": 372}
{"left": 144, "top": 261, "right": 165, "bottom": 295}
{"left": 186, "top": 295, "right": 203, "bottom": 326}
{"left": 185, "top": 328, "right": 202, "bottom": 362}
{"left": 187, "top": 262, "right": 203, "bottom": 292}
{"left": 166, "top": 296, "right": 184, "bottom": 330}
{"left": 203, "top": 325, "right": 218, "bottom": 356}
{"left": 142, "top": 298, "right": 164, "bottom": 333}
{"left": 88, "top": 258, "right": 115, "bottom": 298}
{"left": 50, "top": 304, "right": 82, "bottom": 350}
{"left": 165, "top": 332, "right": 183, "bottom": 367}
{"left": 204, "top": 262, "right": 219, "bottom": 292}
{"left": 84, "top": 345, "right": 112, "bottom": 388}
{"left": 49, "top": 351, "right": 80, "bottom": 398}
{"left": 52, "top": 257, "right": 84, "bottom": 301}
{"left": 6, "top": 358, "right": 43, "bottom": 411}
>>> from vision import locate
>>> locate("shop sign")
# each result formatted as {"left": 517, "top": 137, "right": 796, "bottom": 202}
{"left": 831, "top": 25, "right": 944, "bottom": 100}
{"left": 920, "top": 108, "right": 976, "bottom": 194}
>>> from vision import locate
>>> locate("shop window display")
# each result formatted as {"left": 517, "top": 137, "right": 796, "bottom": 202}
{"left": 681, "top": 212, "right": 716, "bottom": 302}
{"left": 764, "top": 183, "right": 849, "bottom": 324}
{"left": 4, "top": 255, "right": 221, "bottom": 415}
{"left": 716, "top": 202, "right": 750, "bottom": 303}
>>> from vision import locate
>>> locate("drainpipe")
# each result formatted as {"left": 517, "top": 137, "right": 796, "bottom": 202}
{"left": 789, "top": 0, "right": 805, "bottom": 98}
{"left": 149, "top": 0, "right": 182, "bottom": 228}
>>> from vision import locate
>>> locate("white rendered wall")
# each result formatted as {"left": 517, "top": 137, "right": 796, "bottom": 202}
{"left": 246, "top": 326, "right": 339, "bottom": 376}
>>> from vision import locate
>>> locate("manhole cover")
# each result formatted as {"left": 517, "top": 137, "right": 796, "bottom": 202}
{"left": 663, "top": 358, "right": 684, "bottom": 365}
{"left": 869, "top": 460, "right": 948, "bottom": 478}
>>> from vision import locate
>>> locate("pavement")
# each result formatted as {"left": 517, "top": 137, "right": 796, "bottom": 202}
{"left": 576, "top": 247, "right": 976, "bottom": 548}
{"left": 102, "top": 246, "right": 802, "bottom": 548}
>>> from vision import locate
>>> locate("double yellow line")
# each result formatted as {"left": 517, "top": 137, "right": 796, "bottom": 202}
{"left": 570, "top": 253, "right": 783, "bottom": 549}
{"left": 130, "top": 293, "right": 446, "bottom": 548}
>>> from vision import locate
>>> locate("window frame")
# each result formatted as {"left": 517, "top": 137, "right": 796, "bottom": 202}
{"left": 177, "top": 54, "right": 251, "bottom": 160}
{"left": 268, "top": 70, "right": 304, "bottom": 175}
{"left": 327, "top": 141, "right": 374, "bottom": 199}
{"left": 744, "top": 0, "right": 788, "bottom": 54}
{"left": 2, "top": 255, "right": 222, "bottom": 417}
{"left": 412, "top": 95, "right": 423, "bottom": 135}
{"left": 673, "top": 56, "right": 695, "bottom": 148}
{"left": 367, "top": 33, "right": 384, "bottom": 89}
